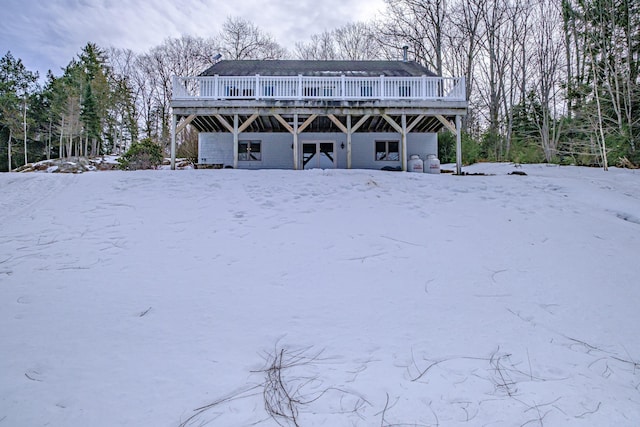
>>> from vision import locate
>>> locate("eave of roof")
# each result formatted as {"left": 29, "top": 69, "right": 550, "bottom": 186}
{"left": 200, "top": 60, "right": 438, "bottom": 77}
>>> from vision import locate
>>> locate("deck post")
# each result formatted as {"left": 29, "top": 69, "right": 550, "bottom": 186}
{"left": 233, "top": 114, "right": 239, "bottom": 169}
{"left": 170, "top": 113, "right": 177, "bottom": 170}
{"left": 293, "top": 113, "right": 299, "bottom": 169}
{"left": 172, "top": 76, "right": 179, "bottom": 98}
{"left": 456, "top": 115, "right": 462, "bottom": 175}
{"left": 401, "top": 114, "right": 407, "bottom": 172}
{"left": 347, "top": 114, "right": 352, "bottom": 169}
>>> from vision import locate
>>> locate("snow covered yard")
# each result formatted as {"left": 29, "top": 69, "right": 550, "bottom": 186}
{"left": 1, "top": 163, "right": 639, "bottom": 426}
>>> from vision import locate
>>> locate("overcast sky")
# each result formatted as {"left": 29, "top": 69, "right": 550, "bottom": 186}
{"left": 0, "top": 0, "right": 386, "bottom": 79}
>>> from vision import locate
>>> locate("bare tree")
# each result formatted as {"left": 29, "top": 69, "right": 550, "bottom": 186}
{"left": 473, "top": 0, "right": 509, "bottom": 158}
{"left": 295, "top": 23, "right": 383, "bottom": 61}
{"left": 376, "top": 0, "right": 448, "bottom": 74}
{"left": 219, "top": 16, "right": 287, "bottom": 60}
{"left": 530, "top": 0, "right": 564, "bottom": 162}
{"left": 294, "top": 31, "right": 337, "bottom": 60}
{"left": 105, "top": 47, "right": 140, "bottom": 153}
{"left": 137, "top": 35, "right": 220, "bottom": 150}
{"left": 447, "top": 0, "right": 484, "bottom": 108}
{"left": 503, "top": 0, "right": 533, "bottom": 158}
{"left": 334, "top": 22, "right": 383, "bottom": 60}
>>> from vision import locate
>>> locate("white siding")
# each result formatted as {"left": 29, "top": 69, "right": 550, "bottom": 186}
{"left": 198, "top": 132, "right": 437, "bottom": 170}
{"left": 351, "top": 133, "right": 437, "bottom": 169}
{"left": 198, "top": 133, "right": 233, "bottom": 165}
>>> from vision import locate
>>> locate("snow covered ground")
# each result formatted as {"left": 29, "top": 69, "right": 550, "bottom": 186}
{"left": 1, "top": 163, "right": 639, "bottom": 426}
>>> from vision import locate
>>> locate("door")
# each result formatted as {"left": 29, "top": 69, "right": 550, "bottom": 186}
{"left": 301, "top": 141, "right": 336, "bottom": 170}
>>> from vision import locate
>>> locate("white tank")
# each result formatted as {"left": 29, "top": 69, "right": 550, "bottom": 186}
{"left": 408, "top": 155, "right": 424, "bottom": 172}
{"left": 424, "top": 155, "right": 440, "bottom": 174}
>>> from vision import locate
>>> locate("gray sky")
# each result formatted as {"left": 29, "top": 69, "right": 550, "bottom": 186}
{"left": 0, "top": 0, "right": 386, "bottom": 78}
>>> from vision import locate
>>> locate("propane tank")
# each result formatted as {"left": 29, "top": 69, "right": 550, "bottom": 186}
{"left": 408, "top": 155, "right": 424, "bottom": 172}
{"left": 424, "top": 154, "right": 441, "bottom": 174}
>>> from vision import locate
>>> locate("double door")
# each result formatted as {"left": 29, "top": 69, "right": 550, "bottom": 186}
{"left": 301, "top": 141, "right": 336, "bottom": 170}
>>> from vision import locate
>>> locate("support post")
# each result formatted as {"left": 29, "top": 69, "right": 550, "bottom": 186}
{"left": 293, "top": 113, "right": 299, "bottom": 170}
{"left": 347, "top": 114, "right": 352, "bottom": 169}
{"left": 170, "top": 113, "right": 177, "bottom": 170}
{"left": 233, "top": 114, "right": 239, "bottom": 169}
{"left": 456, "top": 115, "right": 462, "bottom": 175}
{"left": 401, "top": 114, "right": 407, "bottom": 172}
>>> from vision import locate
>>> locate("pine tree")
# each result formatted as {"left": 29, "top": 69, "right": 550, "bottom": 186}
{"left": 0, "top": 51, "right": 38, "bottom": 171}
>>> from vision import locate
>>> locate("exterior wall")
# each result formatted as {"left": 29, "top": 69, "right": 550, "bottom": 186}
{"left": 351, "top": 133, "right": 437, "bottom": 169}
{"left": 198, "top": 133, "right": 233, "bottom": 165}
{"left": 199, "top": 132, "right": 437, "bottom": 170}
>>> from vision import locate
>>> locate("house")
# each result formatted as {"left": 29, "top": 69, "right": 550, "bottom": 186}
{"left": 170, "top": 57, "right": 467, "bottom": 172}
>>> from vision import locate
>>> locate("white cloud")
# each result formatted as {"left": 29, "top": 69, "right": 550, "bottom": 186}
{"left": 0, "top": 0, "right": 386, "bottom": 78}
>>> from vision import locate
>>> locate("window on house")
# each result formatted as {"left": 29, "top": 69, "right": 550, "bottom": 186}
{"left": 238, "top": 140, "right": 262, "bottom": 161}
{"left": 263, "top": 86, "right": 274, "bottom": 97}
{"left": 375, "top": 140, "right": 400, "bottom": 161}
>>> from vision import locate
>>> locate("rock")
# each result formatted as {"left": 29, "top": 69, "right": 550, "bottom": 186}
{"left": 15, "top": 163, "right": 35, "bottom": 172}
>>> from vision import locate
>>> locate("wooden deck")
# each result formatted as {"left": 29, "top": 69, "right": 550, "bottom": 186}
{"left": 170, "top": 75, "right": 468, "bottom": 173}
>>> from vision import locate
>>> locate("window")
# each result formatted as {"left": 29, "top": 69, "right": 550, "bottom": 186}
{"left": 360, "top": 85, "right": 373, "bottom": 97}
{"left": 238, "top": 140, "right": 262, "bottom": 161}
{"left": 263, "top": 85, "right": 274, "bottom": 97}
{"left": 399, "top": 85, "right": 411, "bottom": 97}
{"left": 375, "top": 140, "right": 399, "bottom": 161}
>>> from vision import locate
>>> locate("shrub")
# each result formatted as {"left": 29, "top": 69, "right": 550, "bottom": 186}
{"left": 438, "top": 131, "right": 482, "bottom": 165}
{"left": 118, "top": 138, "right": 164, "bottom": 170}
{"left": 508, "top": 138, "right": 545, "bottom": 164}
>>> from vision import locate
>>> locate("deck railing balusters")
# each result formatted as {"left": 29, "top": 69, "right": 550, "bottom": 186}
{"left": 175, "top": 75, "right": 465, "bottom": 101}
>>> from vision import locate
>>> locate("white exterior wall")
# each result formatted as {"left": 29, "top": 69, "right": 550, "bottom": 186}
{"left": 198, "top": 133, "right": 233, "bottom": 165}
{"left": 199, "top": 132, "right": 437, "bottom": 170}
{"left": 351, "top": 133, "right": 437, "bottom": 169}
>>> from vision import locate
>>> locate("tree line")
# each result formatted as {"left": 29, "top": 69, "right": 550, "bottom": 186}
{"left": 1, "top": 0, "right": 638, "bottom": 172}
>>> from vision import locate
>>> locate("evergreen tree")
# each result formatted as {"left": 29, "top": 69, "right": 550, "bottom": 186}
{"left": 81, "top": 81, "right": 100, "bottom": 154}
{"left": 562, "top": 0, "right": 640, "bottom": 166}
{"left": 0, "top": 51, "right": 38, "bottom": 171}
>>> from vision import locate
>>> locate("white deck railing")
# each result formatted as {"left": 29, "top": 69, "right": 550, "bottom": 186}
{"left": 172, "top": 75, "right": 466, "bottom": 101}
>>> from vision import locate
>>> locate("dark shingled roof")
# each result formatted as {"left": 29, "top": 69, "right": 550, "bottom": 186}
{"left": 200, "top": 60, "right": 438, "bottom": 77}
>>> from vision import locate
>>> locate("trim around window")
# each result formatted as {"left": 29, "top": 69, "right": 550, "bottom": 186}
{"left": 375, "top": 140, "right": 400, "bottom": 161}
